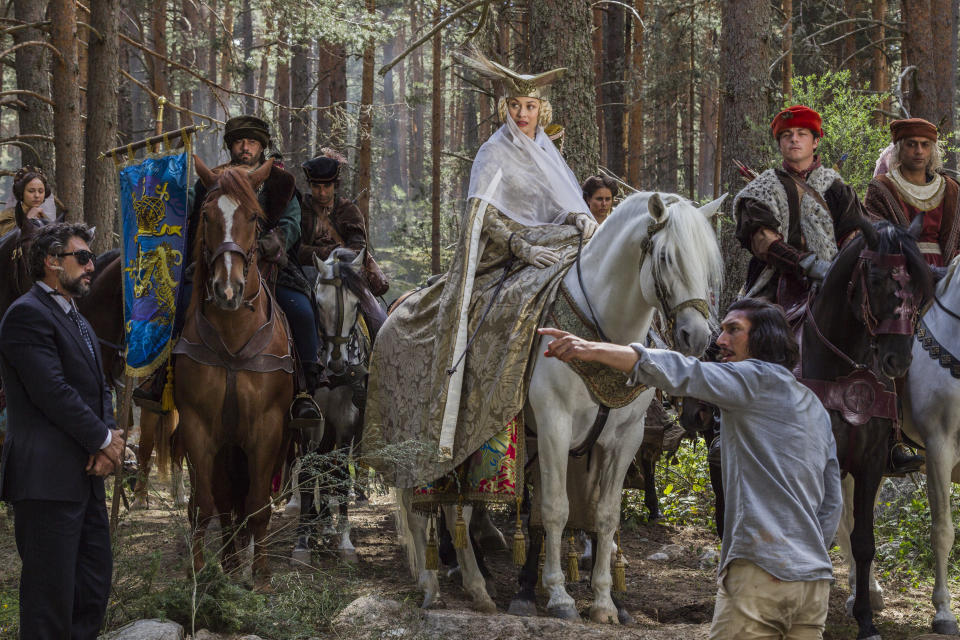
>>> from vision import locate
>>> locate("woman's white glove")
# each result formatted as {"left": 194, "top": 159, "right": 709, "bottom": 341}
{"left": 526, "top": 246, "right": 561, "bottom": 268}
{"left": 574, "top": 213, "right": 598, "bottom": 240}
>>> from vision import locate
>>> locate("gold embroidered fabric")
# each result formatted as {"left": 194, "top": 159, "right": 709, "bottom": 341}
{"left": 362, "top": 201, "right": 582, "bottom": 488}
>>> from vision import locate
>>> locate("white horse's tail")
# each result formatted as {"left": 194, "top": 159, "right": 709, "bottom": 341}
{"left": 393, "top": 487, "right": 421, "bottom": 580}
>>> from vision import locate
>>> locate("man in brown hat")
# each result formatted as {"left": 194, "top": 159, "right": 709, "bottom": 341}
{"left": 864, "top": 118, "right": 960, "bottom": 266}
{"left": 298, "top": 152, "right": 367, "bottom": 265}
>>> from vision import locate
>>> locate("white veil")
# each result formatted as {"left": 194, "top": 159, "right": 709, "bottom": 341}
{"left": 467, "top": 115, "right": 590, "bottom": 226}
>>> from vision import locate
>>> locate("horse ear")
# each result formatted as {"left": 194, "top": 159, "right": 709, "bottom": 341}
{"left": 699, "top": 193, "right": 727, "bottom": 220}
{"left": 648, "top": 193, "right": 668, "bottom": 222}
{"left": 249, "top": 158, "right": 274, "bottom": 190}
{"left": 351, "top": 248, "right": 365, "bottom": 267}
{"left": 907, "top": 211, "right": 924, "bottom": 240}
{"left": 857, "top": 216, "right": 879, "bottom": 250}
{"left": 312, "top": 252, "right": 323, "bottom": 271}
{"left": 194, "top": 154, "right": 217, "bottom": 189}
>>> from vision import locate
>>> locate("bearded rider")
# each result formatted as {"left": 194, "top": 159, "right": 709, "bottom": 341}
{"left": 162, "top": 115, "right": 323, "bottom": 426}
{"left": 733, "top": 105, "right": 923, "bottom": 474}
{"left": 864, "top": 118, "right": 960, "bottom": 266}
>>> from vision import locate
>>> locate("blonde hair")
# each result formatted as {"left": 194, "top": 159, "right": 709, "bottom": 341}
{"left": 497, "top": 97, "right": 553, "bottom": 127}
{"left": 892, "top": 138, "right": 944, "bottom": 174}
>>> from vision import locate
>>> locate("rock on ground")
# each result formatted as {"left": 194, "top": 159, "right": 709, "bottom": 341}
{"left": 332, "top": 595, "right": 710, "bottom": 640}
{"left": 100, "top": 619, "right": 184, "bottom": 640}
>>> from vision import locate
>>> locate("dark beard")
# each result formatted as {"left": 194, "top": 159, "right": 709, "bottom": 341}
{"left": 230, "top": 151, "right": 260, "bottom": 168}
{"left": 59, "top": 271, "right": 90, "bottom": 298}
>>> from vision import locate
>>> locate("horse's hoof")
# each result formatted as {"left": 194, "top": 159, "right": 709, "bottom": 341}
{"left": 284, "top": 501, "right": 301, "bottom": 518}
{"left": 484, "top": 576, "right": 498, "bottom": 598}
{"left": 421, "top": 593, "right": 444, "bottom": 610}
{"left": 845, "top": 595, "right": 855, "bottom": 618}
{"left": 932, "top": 617, "right": 960, "bottom": 635}
{"left": 337, "top": 549, "right": 359, "bottom": 563}
{"left": 617, "top": 607, "right": 635, "bottom": 625}
{"left": 547, "top": 604, "right": 580, "bottom": 621}
{"left": 507, "top": 599, "right": 538, "bottom": 617}
{"left": 589, "top": 606, "right": 620, "bottom": 624}
{"left": 471, "top": 597, "right": 497, "bottom": 614}
{"left": 870, "top": 590, "right": 885, "bottom": 611}
{"left": 130, "top": 497, "right": 149, "bottom": 510}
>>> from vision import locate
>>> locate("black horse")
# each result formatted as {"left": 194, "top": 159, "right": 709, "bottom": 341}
{"left": 800, "top": 217, "right": 930, "bottom": 640}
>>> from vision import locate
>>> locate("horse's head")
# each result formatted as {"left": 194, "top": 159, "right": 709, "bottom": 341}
{"left": 313, "top": 248, "right": 366, "bottom": 374}
{"left": 194, "top": 159, "right": 269, "bottom": 311}
{"left": 636, "top": 192, "right": 725, "bottom": 356}
{"left": 829, "top": 215, "right": 932, "bottom": 378}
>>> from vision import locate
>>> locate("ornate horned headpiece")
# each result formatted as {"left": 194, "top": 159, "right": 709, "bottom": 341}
{"left": 456, "top": 48, "right": 566, "bottom": 101}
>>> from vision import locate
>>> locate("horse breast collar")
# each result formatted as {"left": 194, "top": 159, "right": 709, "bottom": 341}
{"left": 916, "top": 317, "right": 960, "bottom": 379}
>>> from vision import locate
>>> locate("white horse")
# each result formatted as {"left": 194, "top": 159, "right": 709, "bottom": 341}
{"left": 397, "top": 191, "right": 725, "bottom": 621}
{"left": 291, "top": 248, "right": 375, "bottom": 564}
{"left": 836, "top": 256, "right": 960, "bottom": 634}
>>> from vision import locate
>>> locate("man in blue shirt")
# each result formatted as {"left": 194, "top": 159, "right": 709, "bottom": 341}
{"left": 540, "top": 297, "right": 841, "bottom": 639}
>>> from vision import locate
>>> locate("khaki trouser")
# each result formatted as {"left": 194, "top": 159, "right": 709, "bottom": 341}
{"left": 709, "top": 559, "right": 831, "bottom": 640}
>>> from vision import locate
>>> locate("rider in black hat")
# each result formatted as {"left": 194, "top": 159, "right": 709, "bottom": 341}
{"left": 298, "top": 154, "right": 367, "bottom": 266}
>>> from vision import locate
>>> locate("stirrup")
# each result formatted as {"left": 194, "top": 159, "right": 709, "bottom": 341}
{"left": 886, "top": 442, "right": 924, "bottom": 476}
{"left": 289, "top": 392, "right": 325, "bottom": 432}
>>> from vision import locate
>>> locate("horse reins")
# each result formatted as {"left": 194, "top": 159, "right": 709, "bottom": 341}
{"left": 199, "top": 187, "right": 260, "bottom": 310}
{"left": 315, "top": 259, "right": 361, "bottom": 366}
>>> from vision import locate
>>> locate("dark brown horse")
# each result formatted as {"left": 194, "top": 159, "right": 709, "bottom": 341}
{"left": 173, "top": 160, "right": 294, "bottom": 586}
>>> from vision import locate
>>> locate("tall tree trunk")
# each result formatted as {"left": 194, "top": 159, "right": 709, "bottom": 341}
{"left": 85, "top": 0, "right": 119, "bottom": 250}
{"left": 50, "top": 0, "right": 83, "bottom": 220}
{"left": 430, "top": 0, "right": 443, "bottom": 274}
{"left": 383, "top": 28, "right": 402, "bottom": 194}
{"left": 396, "top": 23, "right": 410, "bottom": 193}
{"left": 530, "top": 0, "right": 599, "bottom": 180}
{"left": 203, "top": 0, "right": 220, "bottom": 158}
{"left": 149, "top": 0, "right": 177, "bottom": 131}
{"left": 275, "top": 54, "right": 291, "bottom": 152}
{"left": 664, "top": 88, "right": 678, "bottom": 193}
{"left": 354, "top": 0, "right": 376, "bottom": 231}
{"left": 686, "top": 3, "right": 696, "bottom": 199}
{"left": 408, "top": 0, "right": 426, "bottom": 198}
{"left": 931, "top": 0, "right": 956, "bottom": 150}
{"left": 13, "top": 0, "right": 54, "bottom": 174}
{"left": 240, "top": 0, "right": 255, "bottom": 113}
{"left": 602, "top": 2, "right": 626, "bottom": 177}
{"left": 719, "top": 0, "right": 771, "bottom": 308}
{"left": 290, "top": 43, "right": 311, "bottom": 187}
{"left": 782, "top": 0, "right": 792, "bottom": 100}
{"left": 627, "top": 0, "right": 645, "bottom": 188}
{"left": 871, "top": 0, "right": 889, "bottom": 121}
{"left": 901, "top": 0, "right": 937, "bottom": 119}
{"left": 593, "top": 6, "right": 605, "bottom": 166}
{"left": 697, "top": 32, "right": 719, "bottom": 199}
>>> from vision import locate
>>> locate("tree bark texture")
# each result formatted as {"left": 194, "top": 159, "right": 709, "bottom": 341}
{"left": 901, "top": 0, "right": 937, "bottom": 119}
{"left": 430, "top": 1, "right": 443, "bottom": 275}
{"left": 593, "top": 7, "right": 605, "bottom": 166}
{"left": 354, "top": 0, "right": 376, "bottom": 231}
{"left": 627, "top": 0, "right": 645, "bottom": 188}
{"left": 871, "top": 0, "right": 889, "bottom": 121}
{"left": 149, "top": 0, "right": 177, "bottom": 132}
{"left": 408, "top": 0, "right": 426, "bottom": 197}
{"left": 85, "top": 0, "right": 120, "bottom": 251}
{"left": 50, "top": 0, "right": 83, "bottom": 220}
{"left": 719, "top": 0, "right": 771, "bottom": 309}
{"left": 13, "top": 0, "right": 54, "bottom": 174}
{"left": 290, "top": 43, "right": 311, "bottom": 188}
{"left": 383, "top": 30, "right": 403, "bottom": 194}
{"left": 240, "top": 0, "right": 255, "bottom": 113}
{"left": 602, "top": 2, "right": 626, "bottom": 178}
{"left": 782, "top": 0, "right": 792, "bottom": 100}
{"left": 529, "top": 0, "right": 599, "bottom": 181}
{"left": 275, "top": 54, "right": 291, "bottom": 152}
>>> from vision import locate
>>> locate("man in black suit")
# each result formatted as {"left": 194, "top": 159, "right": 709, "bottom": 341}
{"left": 0, "top": 222, "right": 124, "bottom": 639}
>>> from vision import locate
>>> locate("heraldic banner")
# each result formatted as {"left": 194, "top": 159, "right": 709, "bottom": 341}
{"left": 118, "top": 145, "right": 191, "bottom": 378}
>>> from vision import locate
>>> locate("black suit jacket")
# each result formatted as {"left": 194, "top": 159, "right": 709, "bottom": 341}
{"left": 0, "top": 283, "right": 115, "bottom": 502}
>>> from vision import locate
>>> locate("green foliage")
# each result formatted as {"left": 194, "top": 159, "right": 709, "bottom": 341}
{"left": 0, "top": 587, "right": 17, "bottom": 638}
{"left": 872, "top": 476, "right": 960, "bottom": 587}
{"left": 621, "top": 438, "right": 717, "bottom": 531}
{"left": 785, "top": 71, "right": 890, "bottom": 195}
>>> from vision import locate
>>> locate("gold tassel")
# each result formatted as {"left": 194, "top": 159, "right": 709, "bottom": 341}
{"left": 566, "top": 534, "right": 580, "bottom": 583}
{"left": 536, "top": 533, "right": 545, "bottom": 593}
{"left": 160, "top": 358, "right": 175, "bottom": 412}
{"left": 425, "top": 516, "right": 439, "bottom": 570}
{"left": 613, "top": 529, "right": 626, "bottom": 593}
{"left": 453, "top": 500, "right": 467, "bottom": 550}
{"left": 512, "top": 513, "right": 526, "bottom": 567}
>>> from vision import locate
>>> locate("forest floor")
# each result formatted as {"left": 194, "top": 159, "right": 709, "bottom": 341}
{"left": 0, "top": 472, "right": 956, "bottom": 640}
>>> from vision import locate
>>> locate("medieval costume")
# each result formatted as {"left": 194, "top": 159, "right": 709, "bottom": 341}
{"left": 734, "top": 105, "right": 863, "bottom": 312}
{"left": 297, "top": 156, "right": 367, "bottom": 264}
{"left": 864, "top": 118, "right": 960, "bottom": 266}
{"left": 0, "top": 167, "right": 53, "bottom": 238}
{"left": 363, "top": 52, "right": 597, "bottom": 488}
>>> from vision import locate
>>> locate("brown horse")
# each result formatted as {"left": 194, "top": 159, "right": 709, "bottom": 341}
{"left": 173, "top": 160, "right": 294, "bottom": 586}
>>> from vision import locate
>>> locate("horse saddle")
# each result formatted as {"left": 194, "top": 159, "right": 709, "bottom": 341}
{"left": 798, "top": 369, "right": 898, "bottom": 426}
{"left": 0, "top": 227, "right": 32, "bottom": 297}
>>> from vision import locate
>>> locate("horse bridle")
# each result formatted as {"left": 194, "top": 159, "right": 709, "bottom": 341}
{"left": 316, "top": 259, "right": 360, "bottom": 366}
{"left": 199, "top": 188, "right": 259, "bottom": 308}
{"left": 576, "top": 218, "right": 710, "bottom": 349}
{"left": 806, "top": 246, "right": 919, "bottom": 370}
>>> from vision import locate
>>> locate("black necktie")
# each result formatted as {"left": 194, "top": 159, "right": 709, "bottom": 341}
{"left": 68, "top": 306, "right": 95, "bottom": 358}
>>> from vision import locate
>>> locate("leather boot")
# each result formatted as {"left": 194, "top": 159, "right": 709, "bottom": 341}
{"left": 289, "top": 363, "right": 324, "bottom": 431}
{"left": 132, "top": 369, "right": 168, "bottom": 414}
{"left": 887, "top": 441, "right": 924, "bottom": 475}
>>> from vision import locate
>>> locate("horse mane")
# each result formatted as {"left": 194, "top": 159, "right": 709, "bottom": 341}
{"left": 329, "top": 247, "right": 387, "bottom": 335}
{"left": 874, "top": 220, "right": 934, "bottom": 302}
{"left": 648, "top": 194, "right": 725, "bottom": 294}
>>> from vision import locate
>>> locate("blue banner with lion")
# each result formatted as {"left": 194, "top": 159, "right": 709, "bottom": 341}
{"left": 118, "top": 150, "right": 190, "bottom": 378}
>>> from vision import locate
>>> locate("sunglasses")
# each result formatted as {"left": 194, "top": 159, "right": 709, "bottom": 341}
{"left": 56, "top": 250, "right": 96, "bottom": 266}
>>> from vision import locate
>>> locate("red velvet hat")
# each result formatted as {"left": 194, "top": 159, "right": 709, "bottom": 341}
{"left": 890, "top": 118, "right": 938, "bottom": 142}
{"left": 771, "top": 105, "right": 824, "bottom": 139}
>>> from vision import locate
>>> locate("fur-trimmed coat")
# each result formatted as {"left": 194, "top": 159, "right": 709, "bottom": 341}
{"left": 296, "top": 194, "right": 366, "bottom": 265}
{"left": 864, "top": 172, "right": 960, "bottom": 264}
